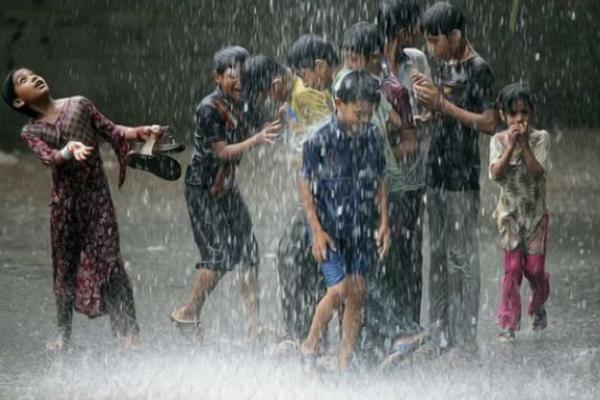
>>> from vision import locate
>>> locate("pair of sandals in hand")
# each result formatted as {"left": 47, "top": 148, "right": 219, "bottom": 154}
{"left": 127, "top": 126, "right": 184, "bottom": 181}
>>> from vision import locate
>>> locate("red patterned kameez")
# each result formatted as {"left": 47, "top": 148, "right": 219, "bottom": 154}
{"left": 20, "top": 96, "right": 138, "bottom": 337}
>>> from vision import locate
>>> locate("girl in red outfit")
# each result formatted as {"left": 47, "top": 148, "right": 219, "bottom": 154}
{"left": 489, "top": 84, "right": 550, "bottom": 342}
{"left": 2, "top": 68, "right": 161, "bottom": 350}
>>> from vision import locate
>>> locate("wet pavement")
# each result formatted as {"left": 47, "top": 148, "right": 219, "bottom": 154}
{"left": 0, "top": 129, "right": 599, "bottom": 399}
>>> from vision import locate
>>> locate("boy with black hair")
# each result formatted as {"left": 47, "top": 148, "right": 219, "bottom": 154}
{"left": 300, "top": 70, "right": 389, "bottom": 371}
{"left": 287, "top": 34, "right": 339, "bottom": 126}
{"left": 333, "top": 21, "right": 419, "bottom": 362}
{"left": 375, "top": 0, "right": 433, "bottom": 365}
{"left": 277, "top": 35, "right": 340, "bottom": 344}
{"left": 412, "top": 2, "right": 497, "bottom": 357}
{"left": 242, "top": 54, "right": 294, "bottom": 121}
{"left": 171, "top": 47, "right": 281, "bottom": 340}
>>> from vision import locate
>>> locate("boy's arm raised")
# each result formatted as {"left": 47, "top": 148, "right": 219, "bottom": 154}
{"left": 412, "top": 71, "right": 497, "bottom": 135}
{"left": 212, "top": 120, "right": 281, "bottom": 161}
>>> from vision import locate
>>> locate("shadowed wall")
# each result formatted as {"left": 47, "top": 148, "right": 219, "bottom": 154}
{"left": 1, "top": 0, "right": 597, "bottom": 149}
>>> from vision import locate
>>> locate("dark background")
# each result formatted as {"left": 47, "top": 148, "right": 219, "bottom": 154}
{"left": 1, "top": 0, "right": 597, "bottom": 150}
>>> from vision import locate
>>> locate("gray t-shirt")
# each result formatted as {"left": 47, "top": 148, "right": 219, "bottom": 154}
{"left": 396, "top": 48, "right": 433, "bottom": 191}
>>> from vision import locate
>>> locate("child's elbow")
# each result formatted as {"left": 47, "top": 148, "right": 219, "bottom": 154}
{"left": 533, "top": 166, "right": 546, "bottom": 178}
{"left": 489, "top": 167, "right": 501, "bottom": 181}
{"left": 479, "top": 113, "right": 497, "bottom": 135}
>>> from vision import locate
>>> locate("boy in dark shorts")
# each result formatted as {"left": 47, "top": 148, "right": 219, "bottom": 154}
{"left": 171, "top": 46, "right": 281, "bottom": 339}
{"left": 412, "top": 2, "right": 496, "bottom": 357}
{"left": 299, "top": 70, "right": 390, "bottom": 371}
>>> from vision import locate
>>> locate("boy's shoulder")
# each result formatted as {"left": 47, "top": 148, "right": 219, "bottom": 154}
{"left": 307, "top": 117, "right": 335, "bottom": 140}
{"left": 466, "top": 54, "right": 494, "bottom": 77}
{"left": 196, "top": 90, "right": 235, "bottom": 124}
{"left": 444, "top": 53, "right": 493, "bottom": 78}
{"left": 197, "top": 90, "right": 222, "bottom": 110}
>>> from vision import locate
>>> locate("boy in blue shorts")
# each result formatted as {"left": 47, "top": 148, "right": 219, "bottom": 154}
{"left": 299, "top": 70, "right": 390, "bottom": 371}
{"left": 333, "top": 20, "right": 419, "bottom": 362}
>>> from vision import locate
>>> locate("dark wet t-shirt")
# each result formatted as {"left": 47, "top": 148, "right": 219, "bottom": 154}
{"left": 427, "top": 54, "right": 495, "bottom": 191}
{"left": 185, "top": 89, "right": 249, "bottom": 190}
{"left": 301, "top": 117, "right": 386, "bottom": 241}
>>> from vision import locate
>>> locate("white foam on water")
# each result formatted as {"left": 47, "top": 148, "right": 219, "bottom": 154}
{"left": 8, "top": 341, "right": 599, "bottom": 400}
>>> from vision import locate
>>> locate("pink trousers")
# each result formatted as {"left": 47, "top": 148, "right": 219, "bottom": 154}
{"left": 497, "top": 249, "right": 550, "bottom": 330}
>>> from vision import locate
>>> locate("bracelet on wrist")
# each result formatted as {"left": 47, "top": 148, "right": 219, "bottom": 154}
{"left": 59, "top": 145, "right": 73, "bottom": 160}
{"left": 437, "top": 94, "right": 445, "bottom": 113}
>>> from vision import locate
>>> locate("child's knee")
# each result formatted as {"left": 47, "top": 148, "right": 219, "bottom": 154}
{"left": 504, "top": 250, "right": 523, "bottom": 276}
{"left": 525, "top": 255, "right": 546, "bottom": 278}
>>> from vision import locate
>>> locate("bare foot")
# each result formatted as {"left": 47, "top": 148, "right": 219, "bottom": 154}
{"left": 122, "top": 332, "right": 140, "bottom": 351}
{"left": 170, "top": 306, "right": 197, "bottom": 324}
{"left": 46, "top": 333, "right": 69, "bottom": 352}
{"left": 246, "top": 321, "right": 260, "bottom": 342}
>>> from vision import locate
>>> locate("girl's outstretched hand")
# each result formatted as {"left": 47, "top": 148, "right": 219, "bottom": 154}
{"left": 66, "top": 141, "right": 94, "bottom": 161}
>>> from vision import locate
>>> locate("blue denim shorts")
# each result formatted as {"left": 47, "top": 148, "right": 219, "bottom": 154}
{"left": 319, "top": 241, "right": 374, "bottom": 287}
{"left": 320, "top": 249, "right": 347, "bottom": 287}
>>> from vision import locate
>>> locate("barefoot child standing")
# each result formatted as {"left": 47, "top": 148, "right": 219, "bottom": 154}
{"left": 299, "top": 70, "right": 390, "bottom": 370}
{"left": 171, "top": 48, "right": 281, "bottom": 339}
{"left": 1, "top": 68, "right": 162, "bottom": 350}
{"left": 489, "top": 83, "right": 551, "bottom": 341}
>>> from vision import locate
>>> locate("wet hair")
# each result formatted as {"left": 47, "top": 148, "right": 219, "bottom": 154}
{"left": 1, "top": 69, "right": 40, "bottom": 118}
{"left": 335, "top": 70, "right": 381, "bottom": 105}
{"left": 421, "top": 2, "right": 465, "bottom": 37}
{"left": 287, "top": 34, "right": 340, "bottom": 71}
{"left": 497, "top": 83, "right": 534, "bottom": 114}
{"left": 342, "top": 22, "right": 384, "bottom": 58}
{"left": 242, "top": 55, "right": 287, "bottom": 104}
{"left": 377, "top": 0, "right": 421, "bottom": 41}
{"left": 213, "top": 46, "right": 250, "bottom": 74}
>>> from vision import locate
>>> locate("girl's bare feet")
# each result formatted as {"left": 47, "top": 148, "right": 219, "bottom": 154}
{"left": 46, "top": 333, "right": 69, "bottom": 351}
{"left": 122, "top": 332, "right": 140, "bottom": 350}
